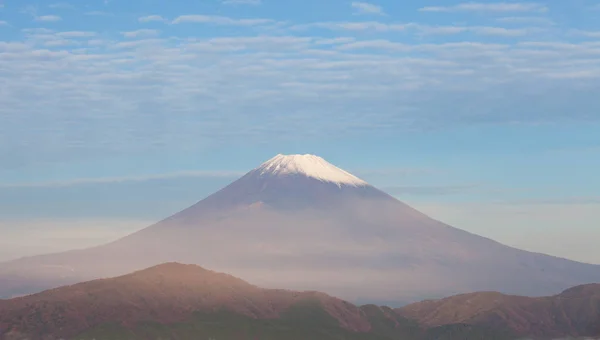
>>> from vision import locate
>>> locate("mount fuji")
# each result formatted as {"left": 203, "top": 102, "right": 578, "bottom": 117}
{"left": 1, "top": 154, "right": 599, "bottom": 305}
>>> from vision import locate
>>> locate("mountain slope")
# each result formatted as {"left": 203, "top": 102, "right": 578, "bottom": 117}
{"left": 1, "top": 154, "right": 600, "bottom": 304}
{"left": 4, "top": 264, "right": 598, "bottom": 340}
{"left": 0, "top": 263, "right": 521, "bottom": 340}
{"left": 397, "top": 284, "right": 600, "bottom": 339}
{"left": 0, "top": 263, "right": 372, "bottom": 340}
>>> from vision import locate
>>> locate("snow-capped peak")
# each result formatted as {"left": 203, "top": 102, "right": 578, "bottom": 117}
{"left": 255, "top": 154, "right": 369, "bottom": 187}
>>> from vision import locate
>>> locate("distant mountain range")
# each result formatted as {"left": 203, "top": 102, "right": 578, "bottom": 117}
{"left": 1, "top": 263, "right": 599, "bottom": 340}
{"left": 1, "top": 154, "right": 600, "bottom": 305}
{"left": 399, "top": 284, "right": 600, "bottom": 339}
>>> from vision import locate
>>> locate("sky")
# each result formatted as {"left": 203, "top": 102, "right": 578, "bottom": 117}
{"left": 0, "top": 0, "right": 599, "bottom": 264}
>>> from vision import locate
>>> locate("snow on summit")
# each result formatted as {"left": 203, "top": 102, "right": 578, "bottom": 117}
{"left": 255, "top": 154, "right": 368, "bottom": 187}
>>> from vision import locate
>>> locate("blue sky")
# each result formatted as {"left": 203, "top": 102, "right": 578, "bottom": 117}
{"left": 0, "top": 0, "right": 599, "bottom": 263}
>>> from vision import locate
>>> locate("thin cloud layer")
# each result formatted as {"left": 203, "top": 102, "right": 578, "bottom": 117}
{"left": 0, "top": 3, "right": 599, "bottom": 170}
{"left": 351, "top": 2, "right": 385, "bottom": 15}
{"left": 420, "top": 2, "right": 548, "bottom": 13}
{"left": 34, "top": 14, "right": 62, "bottom": 22}
{"left": 121, "top": 29, "right": 160, "bottom": 38}
{"left": 138, "top": 15, "right": 167, "bottom": 23}
{"left": 48, "top": 3, "right": 75, "bottom": 10}
{"left": 222, "top": 0, "right": 262, "bottom": 5}
{"left": 0, "top": 171, "right": 246, "bottom": 188}
{"left": 171, "top": 15, "right": 274, "bottom": 25}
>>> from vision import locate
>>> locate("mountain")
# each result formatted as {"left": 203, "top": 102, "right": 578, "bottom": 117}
{"left": 397, "top": 283, "right": 600, "bottom": 339}
{"left": 0, "top": 263, "right": 515, "bottom": 340}
{"left": 1, "top": 154, "right": 600, "bottom": 304}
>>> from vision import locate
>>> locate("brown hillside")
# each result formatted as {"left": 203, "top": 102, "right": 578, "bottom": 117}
{"left": 396, "top": 283, "right": 600, "bottom": 339}
{"left": 0, "top": 263, "right": 370, "bottom": 339}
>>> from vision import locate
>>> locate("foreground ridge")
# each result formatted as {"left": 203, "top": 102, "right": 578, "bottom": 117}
{"left": 1, "top": 264, "right": 599, "bottom": 340}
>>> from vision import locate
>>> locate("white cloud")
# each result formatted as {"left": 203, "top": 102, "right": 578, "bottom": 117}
{"left": 0, "top": 13, "right": 599, "bottom": 170}
{"left": 138, "top": 15, "right": 167, "bottom": 23}
{"left": 20, "top": 5, "right": 38, "bottom": 16}
{"left": 48, "top": 3, "right": 75, "bottom": 9}
{"left": 56, "top": 31, "right": 96, "bottom": 38}
{"left": 417, "top": 25, "right": 468, "bottom": 35}
{"left": 0, "top": 171, "right": 246, "bottom": 188}
{"left": 351, "top": 2, "right": 385, "bottom": 15}
{"left": 121, "top": 29, "right": 160, "bottom": 38}
{"left": 0, "top": 167, "right": 431, "bottom": 189}
{"left": 44, "top": 39, "right": 77, "bottom": 47}
{"left": 495, "top": 16, "right": 554, "bottom": 25}
{"left": 296, "top": 21, "right": 536, "bottom": 36}
{"left": 572, "top": 29, "right": 600, "bottom": 38}
{"left": 85, "top": 10, "right": 112, "bottom": 16}
{"left": 292, "top": 21, "right": 406, "bottom": 31}
{"left": 171, "top": 15, "right": 274, "bottom": 26}
{"left": 35, "top": 15, "right": 62, "bottom": 22}
{"left": 467, "top": 25, "right": 534, "bottom": 36}
{"left": 385, "top": 184, "right": 479, "bottom": 196}
{"left": 314, "top": 37, "right": 356, "bottom": 45}
{"left": 420, "top": 2, "right": 548, "bottom": 13}
{"left": 335, "top": 39, "right": 409, "bottom": 51}
{"left": 0, "top": 21, "right": 8, "bottom": 26}
{"left": 222, "top": 0, "right": 262, "bottom": 5}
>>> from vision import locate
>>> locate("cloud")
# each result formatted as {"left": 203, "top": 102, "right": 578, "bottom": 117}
{"left": 351, "top": 2, "right": 385, "bottom": 15}
{"left": 314, "top": 37, "right": 356, "bottom": 45}
{"left": 419, "top": 2, "right": 548, "bottom": 13}
{"left": 21, "top": 5, "right": 64, "bottom": 22}
{"left": 503, "top": 197, "right": 600, "bottom": 205}
{"left": 296, "top": 21, "right": 536, "bottom": 36}
{"left": 0, "top": 13, "right": 599, "bottom": 170}
{"left": 138, "top": 15, "right": 167, "bottom": 23}
{"left": 0, "top": 171, "right": 246, "bottom": 189}
{"left": 384, "top": 184, "right": 479, "bottom": 196}
{"left": 572, "top": 30, "right": 600, "bottom": 38}
{"left": 20, "top": 4, "right": 38, "bottom": 16}
{"left": 468, "top": 26, "right": 535, "bottom": 36}
{"left": 171, "top": 15, "right": 274, "bottom": 26}
{"left": 0, "top": 165, "right": 430, "bottom": 222}
{"left": 495, "top": 16, "right": 554, "bottom": 25}
{"left": 356, "top": 168, "right": 437, "bottom": 177}
{"left": 416, "top": 25, "right": 535, "bottom": 36}
{"left": 48, "top": 3, "right": 75, "bottom": 9}
{"left": 544, "top": 145, "right": 600, "bottom": 157}
{"left": 56, "top": 31, "right": 96, "bottom": 38}
{"left": 222, "top": 0, "right": 262, "bottom": 5}
{"left": 292, "top": 21, "right": 406, "bottom": 31}
{"left": 121, "top": 29, "right": 160, "bottom": 38}
{"left": 0, "top": 21, "right": 8, "bottom": 26}
{"left": 0, "top": 166, "right": 432, "bottom": 189}
{"left": 35, "top": 15, "right": 62, "bottom": 22}
{"left": 85, "top": 10, "right": 112, "bottom": 16}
